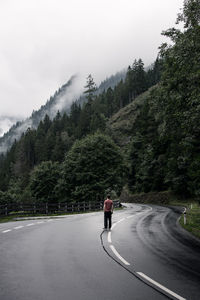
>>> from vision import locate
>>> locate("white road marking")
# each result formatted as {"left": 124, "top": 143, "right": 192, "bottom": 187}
{"left": 107, "top": 205, "right": 185, "bottom": 299}
{"left": 14, "top": 226, "right": 24, "bottom": 230}
{"left": 111, "top": 223, "right": 117, "bottom": 229}
{"left": 0, "top": 217, "right": 59, "bottom": 235}
{"left": 137, "top": 272, "right": 186, "bottom": 300}
{"left": 116, "top": 218, "right": 125, "bottom": 224}
{"left": 146, "top": 206, "right": 153, "bottom": 211}
{"left": 2, "top": 229, "right": 12, "bottom": 233}
{"left": 108, "top": 231, "right": 112, "bottom": 243}
{"left": 110, "top": 245, "right": 130, "bottom": 266}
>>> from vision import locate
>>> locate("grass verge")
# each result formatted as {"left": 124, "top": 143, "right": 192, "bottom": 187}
{"left": 167, "top": 199, "right": 200, "bottom": 239}
{"left": 178, "top": 202, "right": 200, "bottom": 239}
{"left": 121, "top": 188, "right": 200, "bottom": 240}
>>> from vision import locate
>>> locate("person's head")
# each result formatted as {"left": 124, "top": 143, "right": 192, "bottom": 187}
{"left": 107, "top": 195, "right": 111, "bottom": 199}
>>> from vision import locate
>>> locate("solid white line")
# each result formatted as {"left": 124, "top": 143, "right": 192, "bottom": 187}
{"left": 14, "top": 226, "right": 24, "bottom": 230}
{"left": 2, "top": 229, "right": 12, "bottom": 233}
{"left": 111, "top": 223, "right": 117, "bottom": 229}
{"left": 127, "top": 215, "right": 134, "bottom": 219}
{"left": 146, "top": 206, "right": 153, "bottom": 211}
{"left": 37, "top": 221, "right": 44, "bottom": 224}
{"left": 47, "top": 219, "right": 53, "bottom": 222}
{"left": 26, "top": 223, "right": 34, "bottom": 226}
{"left": 110, "top": 245, "right": 130, "bottom": 266}
{"left": 117, "top": 218, "right": 125, "bottom": 224}
{"left": 108, "top": 231, "right": 112, "bottom": 243}
{"left": 137, "top": 272, "right": 186, "bottom": 300}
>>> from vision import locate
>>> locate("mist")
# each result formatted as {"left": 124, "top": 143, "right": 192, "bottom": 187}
{"left": 0, "top": 0, "right": 184, "bottom": 136}
{"left": 0, "top": 116, "right": 23, "bottom": 137}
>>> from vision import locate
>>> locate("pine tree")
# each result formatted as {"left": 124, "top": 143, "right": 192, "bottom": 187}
{"left": 84, "top": 74, "right": 97, "bottom": 102}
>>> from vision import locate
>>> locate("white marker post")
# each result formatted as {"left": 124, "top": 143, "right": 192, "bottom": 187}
{"left": 184, "top": 210, "right": 187, "bottom": 225}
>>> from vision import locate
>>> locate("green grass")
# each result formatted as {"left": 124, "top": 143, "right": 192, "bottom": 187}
{"left": 179, "top": 202, "right": 200, "bottom": 239}
{"left": 167, "top": 199, "right": 200, "bottom": 239}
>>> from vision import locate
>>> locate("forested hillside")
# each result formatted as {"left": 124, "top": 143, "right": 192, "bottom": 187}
{"left": 0, "top": 0, "right": 199, "bottom": 205}
{"left": 0, "top": 57, "right": 160, "bottom": 203}
{"left": 0, "top": 70, "right": 126, "bottom": 155}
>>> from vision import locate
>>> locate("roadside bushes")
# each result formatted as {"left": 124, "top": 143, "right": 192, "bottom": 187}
{"left": 28, "top": 133, "right": 126, "bottom": 204}
{"left": 120, "top": 188, "right": 172, "bottom": 205}
{"left": 58, "top": 132, "right": 126, "bottom": 202}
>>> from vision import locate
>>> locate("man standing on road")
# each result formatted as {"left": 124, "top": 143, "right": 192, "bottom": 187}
{"left": 104, "top": 195, "right": 113, "bottom": 230}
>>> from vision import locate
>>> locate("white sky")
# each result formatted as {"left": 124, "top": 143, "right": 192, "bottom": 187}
{"left": 0, "top": 0, "right": 183, "bottom": 134}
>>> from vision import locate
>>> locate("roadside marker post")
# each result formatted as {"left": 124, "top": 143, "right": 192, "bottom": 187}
{"left": 184, "top": 209, "right": 186, "bottom": 225}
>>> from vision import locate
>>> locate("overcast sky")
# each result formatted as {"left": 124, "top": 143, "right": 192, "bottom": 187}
{"left": 0, "top": 0, "right": 183, "bottom": 135}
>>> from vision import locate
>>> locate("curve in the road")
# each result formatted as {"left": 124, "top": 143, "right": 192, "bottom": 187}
{"left": 101, "top": 205, "right": 187, "bottom": 300}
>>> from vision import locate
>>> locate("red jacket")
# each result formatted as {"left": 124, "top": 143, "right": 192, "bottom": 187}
{"left": 104, "top": 199, "right": 113, "bottom": 212}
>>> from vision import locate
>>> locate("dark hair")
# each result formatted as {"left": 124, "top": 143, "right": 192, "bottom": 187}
{"left": 107, "top": 195, "right": 111, "bottom": 199}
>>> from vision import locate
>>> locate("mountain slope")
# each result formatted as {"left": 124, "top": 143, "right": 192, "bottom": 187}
{"left": 0, "top": 75, "right": 79, "bottom": 154}
{"left": 107, "top": 88, "right": 153, "bottom": 147}
{"left": 0, "top": 71, "right": 126, "bottom": 154}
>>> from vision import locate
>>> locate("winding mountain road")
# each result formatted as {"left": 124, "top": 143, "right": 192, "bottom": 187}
{"left": 0, "top": 204, "right": 199, "bottom": 300}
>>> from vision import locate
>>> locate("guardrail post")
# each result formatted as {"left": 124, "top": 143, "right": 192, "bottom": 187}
{"left": 34, "top": 204, "right": 36, "bottom": 214}
{"left": 5, "top": 205, "right": 8, "bottom": 216}
{"left": 46, "top": 203, "right": 48, "bottom": 215}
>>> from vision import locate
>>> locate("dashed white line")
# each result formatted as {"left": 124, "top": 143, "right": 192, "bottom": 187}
{"left": 0, "top": 219, "right": 55, "bottom": 234}
{"left": 106, "top": 207, "right": 186, "bottom": 300}
{"left": 137, "top": 272, "right": 186, "bottom": 300}
{"left": 14, "top": 226, "right": 24, "bottom": 230}
{"left": 108, "top": 231, "right": 112, "bottom": 243}
{"left": 109, "top": 245, "right": 130, "bottom": 266}
{"left": 2, "top": 229, "right": 12, "bottom": 233}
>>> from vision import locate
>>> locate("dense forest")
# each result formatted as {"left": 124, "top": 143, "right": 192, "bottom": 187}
{"left": 0, "top": 0, "right": 199, "bottom": 205}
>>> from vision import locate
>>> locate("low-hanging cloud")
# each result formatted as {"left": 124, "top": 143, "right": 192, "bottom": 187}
{"left": 0, "top": 0, "right": 184, "bottom": 136}
{"left": 0, "top": 75, "right": 85, "bottom": 153}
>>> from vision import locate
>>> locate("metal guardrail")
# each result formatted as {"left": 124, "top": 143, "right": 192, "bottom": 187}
{"left": 0, "top": 200, "right": 120, "bottom": 217}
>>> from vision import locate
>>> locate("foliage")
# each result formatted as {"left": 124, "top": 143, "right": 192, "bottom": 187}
{"left": 180, "top": 202, "right": 200, "bottom": 239}
{"left": 59, "top": 133, "right": 126, "bottom": 202}
{"left": 29, "top": 161, "right": 61, "bottom": 203}
{"left": 127, "top": 0, "right": 200, "bottom": 197}
{"left": 0, "top": 190, "right": 13, "bottom": 205}
{"left": 84, "top": 74, "right": 97, "bottom": 101}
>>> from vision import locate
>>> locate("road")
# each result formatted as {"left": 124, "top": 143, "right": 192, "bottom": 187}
{"left": 0, "top": 204, "right": 199, "bottom": 300}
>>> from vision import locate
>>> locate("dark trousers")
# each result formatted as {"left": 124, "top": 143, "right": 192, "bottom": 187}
{"left": 104, "top": 211, "right": 112, "bottom": 229}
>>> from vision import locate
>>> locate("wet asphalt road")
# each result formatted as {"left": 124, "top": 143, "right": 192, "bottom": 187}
{"left": 0, "top": 204, "right": 199, "bottom": 300}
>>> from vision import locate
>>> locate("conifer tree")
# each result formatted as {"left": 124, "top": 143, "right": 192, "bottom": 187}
{"left": 84, "top": 74, "right": 97, "bottom": 102}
